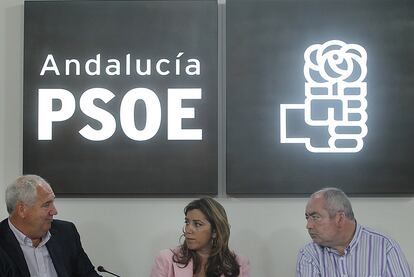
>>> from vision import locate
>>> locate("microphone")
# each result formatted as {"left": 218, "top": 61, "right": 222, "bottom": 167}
{"left": 97, "top": 265, "right": 121, "bottom": 277}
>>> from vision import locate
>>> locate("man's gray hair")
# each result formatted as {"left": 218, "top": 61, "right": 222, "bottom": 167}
{"left": 5, "top": 175, "right": 49, "bottom": 215}
{"left": 312, "top": 187, "right": 355, "bottom": 220}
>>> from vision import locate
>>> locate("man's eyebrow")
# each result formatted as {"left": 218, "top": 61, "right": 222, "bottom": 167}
{"left": 42, "top": 198, "right": 54, "bottom": 204}
{"left": 305, "top": 212, "right": 318, "bottom": 216}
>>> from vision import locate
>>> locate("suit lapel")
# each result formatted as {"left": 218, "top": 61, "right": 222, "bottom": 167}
{"left": 0, "top": 220, "right": 30, "bottom": 277}
{"left": 46, "top": 226, "right": 69, "bottom": 277}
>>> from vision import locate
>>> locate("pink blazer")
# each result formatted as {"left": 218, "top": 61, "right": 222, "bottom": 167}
{"left": 150, "top": 249, "right": 250, "bottom": 277}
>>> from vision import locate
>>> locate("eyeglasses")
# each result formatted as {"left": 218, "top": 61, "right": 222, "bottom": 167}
{"left": 305, "top": 214, "right": 322, "bottom": 222}
{"left": 306, "top": 211, "right": 344, "bottom": 222}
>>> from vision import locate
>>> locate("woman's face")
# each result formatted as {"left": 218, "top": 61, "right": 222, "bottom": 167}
{"left": 184, "top": 208, "right": 213, "bottom": 254}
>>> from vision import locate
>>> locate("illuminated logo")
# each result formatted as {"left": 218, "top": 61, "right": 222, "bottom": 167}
{"left": 280, "top": 40, "right": 368, "bottom": 153}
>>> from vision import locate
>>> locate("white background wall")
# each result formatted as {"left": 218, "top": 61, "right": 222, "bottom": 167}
{"left": 1, "top": 0, "right": 413, "bottom": 276}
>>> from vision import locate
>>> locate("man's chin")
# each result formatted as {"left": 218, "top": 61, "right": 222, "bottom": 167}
{"left": 310, "top": 236, "right": 322, "bottom": 244}
{"left": 312, "top": 239, "right": 331, "bottom": 247}
{"left": 43, "top": 222, "right": 52, "bottom": 232}
{"left": 309, "top": 234, "right": 318, "bottom": 240}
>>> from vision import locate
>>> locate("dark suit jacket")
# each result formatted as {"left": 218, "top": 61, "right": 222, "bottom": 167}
{"left": 0, "top": 245, "right": 17, "bottom": 277}
{"left": 0, "top": 218, "right": 101, "bottom": 277}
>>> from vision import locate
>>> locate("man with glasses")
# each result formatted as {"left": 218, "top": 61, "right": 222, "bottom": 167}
{"left": 296, "top": 187, "right": 411, "bottom": 277}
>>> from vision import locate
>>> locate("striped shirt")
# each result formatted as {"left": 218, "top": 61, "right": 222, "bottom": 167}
{"left": 296, "top": 224, "right": 412, "bottom": 277}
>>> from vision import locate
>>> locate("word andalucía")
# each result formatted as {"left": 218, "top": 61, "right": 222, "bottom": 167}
{"left": 40, "top": 52, "right": 201, "bottom": 76}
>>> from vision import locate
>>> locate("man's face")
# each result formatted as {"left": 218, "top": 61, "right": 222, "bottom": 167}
{"left": 22, "top": 183, "right": 58, "bottom": 239}
{"left": 305, "top": 195, "right": 340, "bottom": 248}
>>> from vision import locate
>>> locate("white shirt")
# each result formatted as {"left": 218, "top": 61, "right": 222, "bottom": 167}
{"left": 8, "top": 219, "right": 58, "bottom": 277}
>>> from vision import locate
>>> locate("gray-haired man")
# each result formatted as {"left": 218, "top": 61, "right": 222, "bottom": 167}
{"left": 297, "top": 187, "right": 411, "bottom": 276}
{"left": 0, "top": 175, "right": 101, "bottom": 277}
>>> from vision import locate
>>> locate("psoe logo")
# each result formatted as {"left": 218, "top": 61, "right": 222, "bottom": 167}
{"left": 280, "top": 40, "right": 368, "bottom": 153}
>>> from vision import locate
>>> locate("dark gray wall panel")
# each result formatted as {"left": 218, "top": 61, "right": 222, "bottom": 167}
{"left": 24, "top": 1, "right": 218, "bottom": 195}
{"left": 226, "top": 0, "right": 414, "bottom": 195}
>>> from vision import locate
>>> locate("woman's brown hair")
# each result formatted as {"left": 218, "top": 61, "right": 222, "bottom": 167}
{"left": 172, "top": 197, "right": 240, "bottom": 277}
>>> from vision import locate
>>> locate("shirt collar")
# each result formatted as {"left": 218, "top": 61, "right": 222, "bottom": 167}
{"left": 8, "top": 218, "right": 51, "bottom": 247}
{"left": 324, "top": 221, "right": 361, "bottom": 255}
{"left": 346, "top": 221, "right": 362, "bottom": 253}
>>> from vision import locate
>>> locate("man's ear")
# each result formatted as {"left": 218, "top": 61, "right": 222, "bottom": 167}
{"left": 336, "top": 212, "right": 346, "bottom": 226}
{"left": 15, "top": 201, "right": 27, "bottom": 218}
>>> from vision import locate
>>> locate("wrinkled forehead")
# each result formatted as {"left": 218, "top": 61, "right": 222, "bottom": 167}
{"left": 306, "top": 194, "right": 327, "bottom": 214}
{"left": 36, "top": 182, "right": 55, "bottom": 198}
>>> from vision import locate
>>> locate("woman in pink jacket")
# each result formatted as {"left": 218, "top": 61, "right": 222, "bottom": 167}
{"left": 150, "top": 197, "right": 250, "bottom": 277}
